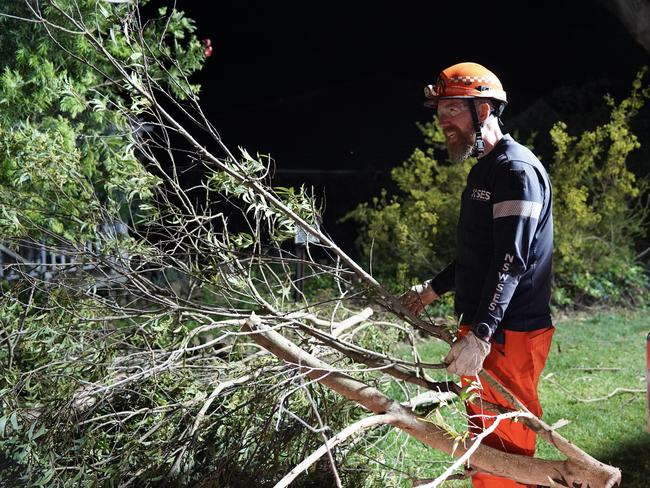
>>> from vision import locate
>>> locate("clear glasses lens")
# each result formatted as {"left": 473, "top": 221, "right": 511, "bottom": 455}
{"left": 437, "top": 104, "right": 468, "bottom": 119}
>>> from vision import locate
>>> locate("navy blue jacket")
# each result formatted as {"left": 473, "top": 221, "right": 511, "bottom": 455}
{"left": 430, "top": 134, "right": 553, "bottom": 337}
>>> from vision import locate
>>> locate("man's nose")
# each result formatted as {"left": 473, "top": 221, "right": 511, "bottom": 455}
{"left": 438, "top": 115, "right": 452, "bottom": 127}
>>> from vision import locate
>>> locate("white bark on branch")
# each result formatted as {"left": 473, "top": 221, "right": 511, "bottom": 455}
{"left": 274, "top": 414, "right": 391, "bottom": 488}
{"left": 286, "top": 306, "right": 374, "bottom": 337}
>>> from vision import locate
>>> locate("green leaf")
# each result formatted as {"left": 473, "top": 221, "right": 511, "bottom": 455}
{"left": 9, "top": 411, "right": 18, "bottom": 432}
{"left": 34, "top": 467, "right": 55, "bottom": 486}
{"left": 31, "top": 424, "right": 46, "bottom": 441}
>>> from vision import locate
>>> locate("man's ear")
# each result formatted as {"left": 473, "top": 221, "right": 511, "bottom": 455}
{"left": 478, "top": 101, "right": 492, "bottom": 123}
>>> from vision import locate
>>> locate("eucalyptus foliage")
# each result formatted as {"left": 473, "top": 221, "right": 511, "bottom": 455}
{"left": 0, "top": 0, "right": 204, "bottom": 243}
{"left": 0, "top": 2, "right": 374, "bottom": 487}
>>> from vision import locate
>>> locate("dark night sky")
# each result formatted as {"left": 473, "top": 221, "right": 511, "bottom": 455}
{"left": 151, "top": 1, "right": 650, "bottom": 253}
{"left": 180, "top": 1, "right": 648, "bottom": 114}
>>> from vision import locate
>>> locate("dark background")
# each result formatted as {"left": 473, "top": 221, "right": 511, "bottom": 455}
{"left": 152, "top": 1, "right": 650, "bottom": 256}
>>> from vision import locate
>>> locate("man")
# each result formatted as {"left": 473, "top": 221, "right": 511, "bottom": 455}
{"left": 400, "top": 62, "right": 554, "bottom": 488}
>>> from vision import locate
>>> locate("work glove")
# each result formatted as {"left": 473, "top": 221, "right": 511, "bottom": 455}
{"left": 399, "top": 281, "right": 439, "bottom": 316}
{"left": 444, "top": 331, "right": 491, "bottom": 376}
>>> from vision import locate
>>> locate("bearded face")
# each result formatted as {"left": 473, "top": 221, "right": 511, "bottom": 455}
{"left": 445, "top": 126, "right": 475, "bottom": 163}
{"left": 437, "top": 99, "right": 477, "bottom": 163}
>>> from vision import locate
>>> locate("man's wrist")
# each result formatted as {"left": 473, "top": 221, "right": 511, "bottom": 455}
{"left": 472, "top": 322, "right": 492, "bottom": 342}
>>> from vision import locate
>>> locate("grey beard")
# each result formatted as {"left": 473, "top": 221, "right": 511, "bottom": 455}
{"left": 447, "top": 132, "right": 475, "bottom": 163}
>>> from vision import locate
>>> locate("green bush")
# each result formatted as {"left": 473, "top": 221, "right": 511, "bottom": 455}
{"left": 343, "top": 119, "right": 473, "bottom": 290}
{"left": 551, "top": 69, "right": 650, "bottom": 304}
{"left": 0, "top": 288, "right": 368, "bottom": 487}
{"left": 0, "top": 0, "right": 206, "bottom": 243}
{"left": 347, "top": 69, "right": 650, "bottom": 306}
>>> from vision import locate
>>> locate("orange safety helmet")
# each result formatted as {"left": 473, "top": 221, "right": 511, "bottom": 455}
{"left": 424, "top": 62, "right": 507, "bottom": 109}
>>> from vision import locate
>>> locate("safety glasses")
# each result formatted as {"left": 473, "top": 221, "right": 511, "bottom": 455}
{"left": 436, "top": 103, "right": 469, "bottom": 120}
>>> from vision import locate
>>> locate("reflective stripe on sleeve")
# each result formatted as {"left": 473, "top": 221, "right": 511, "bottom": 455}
{"left": 493, "top": 200, "right": 542, "bottom": 220}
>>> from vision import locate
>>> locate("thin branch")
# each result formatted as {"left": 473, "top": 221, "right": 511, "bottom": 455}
{"left": 418, "top": 410, "right": 533, "bottom": 488}
{"left": 274, "top": 414, "right": 391, "bottom": 488}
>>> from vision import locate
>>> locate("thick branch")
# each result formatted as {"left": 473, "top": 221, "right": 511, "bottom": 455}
{"left": 478, "top": 370, "right": 622, "bottom": 478}
{"left": 243, "top": 315, "right": 622, "bottom": 487}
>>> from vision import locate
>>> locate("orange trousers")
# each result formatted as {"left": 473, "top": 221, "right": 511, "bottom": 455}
{"left": 458, "top": 325, "right": 555, "bottom": 488}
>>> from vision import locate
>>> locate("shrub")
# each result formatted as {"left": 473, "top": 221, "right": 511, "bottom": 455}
{"left": 0, "top": 288, "right": 369, "bottom": 487}
{"left": 550, "top": 69, "right": 650, "bottom": 304}
{"left": 343, "top": 119, "right": 473, "bottom": 291}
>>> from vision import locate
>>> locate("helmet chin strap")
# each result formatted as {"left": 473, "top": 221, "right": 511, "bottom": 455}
{"left": 466, "top": 98, "right": 485, "bottom": 156}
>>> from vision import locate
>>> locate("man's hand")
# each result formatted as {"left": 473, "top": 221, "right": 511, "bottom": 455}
{"left": 399, "top": 282, "right": 439, "bottom": 315}
{"left": 444, "top": 331, "right": 491, "bottom": 376}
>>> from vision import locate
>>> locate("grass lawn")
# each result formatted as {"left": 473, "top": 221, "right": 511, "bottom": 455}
{"left": 354, "top": 307, "right": 649, "bottom": 487}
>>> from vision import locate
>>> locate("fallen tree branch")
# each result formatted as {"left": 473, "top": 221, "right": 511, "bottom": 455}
{"left": 576, "top": 388, "right": 645, "bottom": 403}
{"left": 243, "top": 314, "right": 622, "bottom": 487}
{"left": 290, "top": 319, "right": 454, "bottom": 393}
{"left": 286, "top": 306, "right": 374, "bottom": 337}
{"left": 570, "top": 367, "right": 622, "bottom": 372}
{"left": 402, "top": 391, "right": 458, "bottom": 410}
